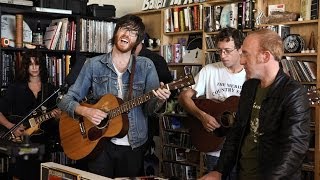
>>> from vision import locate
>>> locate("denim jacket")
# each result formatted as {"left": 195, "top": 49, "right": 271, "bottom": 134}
{"left": 58, "top": 52, "right": 161, "bottom": 148}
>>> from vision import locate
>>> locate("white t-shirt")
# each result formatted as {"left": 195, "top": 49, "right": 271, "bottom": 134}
{"left": 111, "top": 67, "right": 130, "bottom": 146}
{"left": 192, "top": 62, "right": 246, "bottom": 156}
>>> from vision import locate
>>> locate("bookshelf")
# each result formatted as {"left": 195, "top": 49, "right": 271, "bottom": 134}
{"left": 0, "top": 3, "right": 116, "bottom": 89}
{"left": 159, "top": 105, "right": 201, "bottom": 178}
{"left": 134, "top": 0, "right": 320, "bottom": 179}
{"left": 0, "top": 2, "right": 116, "bottom": 177}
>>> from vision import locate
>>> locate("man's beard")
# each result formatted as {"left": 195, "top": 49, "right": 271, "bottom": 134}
{"left": 115, "top": 35, "right": 136, "bottom": 53}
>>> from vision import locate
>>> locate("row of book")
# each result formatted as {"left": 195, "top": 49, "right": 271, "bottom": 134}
{"left": 44, "top": 18, "right": 77, "bottom": 51}
{"left": 280, "top": 57, "right": 317, "bottom": 83}
{"left": 161, "top": 44, "right": 185, "bottom": 63}
{"left": 45, "top": 54, "right": 71, "bottom": 87}
{"left": 0, "top": 52, "right": 15, "bottom": 87}
{"left": 204, "top": 0, "right": 255, "bottom": 32}
{"left": 162, "top": 162, "right": 197, "bottom": 179}
{"left": 205, "top": 52, "right": 220, "bottom": 65}
{"left": 205, "top": 35, "right": 217, "bottom": 49}
{"left": 44, "top": 18, "right": 116, "bottom": 53}
{"left": 300, "top": 0, "right": 319, "bottom": 21}
{"left": 164, "top": 5, "right": 203, "bottom": 33}
{"left": 79, "top": 18, "right": 115, "bottom": 53}
{"left": 169, "top": 65, "right": 201, "bottom": 81}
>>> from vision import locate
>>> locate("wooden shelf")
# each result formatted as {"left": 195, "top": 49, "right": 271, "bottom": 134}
{"left": 283, "top": 53, "right": 317, "bottom": 56}
{"left": 164, "top": 30, "right": 203, "bottom": 35}
{"left": 167, "top": 63, "right": 203, "bottom": 66}
{"left": 259, "top": 20, "right": 318, "bottom": 27}
{"left": 131, "top": 9, "right": 161, "bottom": 15}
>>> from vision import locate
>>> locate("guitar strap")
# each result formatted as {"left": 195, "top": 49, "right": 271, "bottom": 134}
{"left": 128, "top": 55, "right": 136, "bottom": 100}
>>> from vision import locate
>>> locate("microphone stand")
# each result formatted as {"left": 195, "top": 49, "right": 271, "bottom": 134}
{"left": 0, "top": 87, "right": 62, "bottom": 140}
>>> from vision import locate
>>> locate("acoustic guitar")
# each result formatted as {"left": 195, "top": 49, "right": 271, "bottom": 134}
{"left": 185, "top": 96, "right": 239, "bottom": 152}
{"left": 59, "top": 75, "right": 195, "bottom": 160}
{"left": 186, "top": 87, "right": 320, "bottom": 153}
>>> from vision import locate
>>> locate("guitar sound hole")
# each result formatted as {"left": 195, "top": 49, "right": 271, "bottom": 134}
{"left": 220, "top": 111, "right": 236, "bottom": 128}
{"left": 88, "top": 127, "right": 103, "bottom": 141}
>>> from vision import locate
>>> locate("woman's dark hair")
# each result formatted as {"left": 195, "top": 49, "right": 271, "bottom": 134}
{"left": 16, "top": 51, "right": 48, "bottom": 83}
{"left": 215, "top": 27, "right": 245, "bottom": 49}
{"left": 111, "top": 14, "right": 145, "bottom": 52}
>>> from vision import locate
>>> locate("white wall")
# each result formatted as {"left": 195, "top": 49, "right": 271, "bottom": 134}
{"left": 88, "top": 0, "right": 144, "bottom": 17}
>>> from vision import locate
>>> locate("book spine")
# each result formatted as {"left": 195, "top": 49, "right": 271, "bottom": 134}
{"left": 193, "top": 5, "right": 199, "bottom": 30}
{"left": 311, "top": 0, "right": 319, "bottom": 20}
{"left": 179, "top": 9, "right": 185, "bottom": 32}
{"left": 237, "top": 2, "right": 244, "bottom": 30}
{"left": 173, "top": 7, "right": 180, "bottom": 32}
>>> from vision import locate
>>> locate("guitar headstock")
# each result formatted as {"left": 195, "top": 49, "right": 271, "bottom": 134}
{"left": 167, "top": 74, "right": 195, "bottom": 91}
{"left": 307, "top": 88, "right": 320, "bottom": 105}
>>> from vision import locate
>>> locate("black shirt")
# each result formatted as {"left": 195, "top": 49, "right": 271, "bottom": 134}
{"left": 0, "top": 82, "right": 57, "bottom": 118}
{"left": 139, "top": 46, "right": 173, "bottom": 84}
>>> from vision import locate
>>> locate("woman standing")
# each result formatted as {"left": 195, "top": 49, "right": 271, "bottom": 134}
{"left": 0, "top": 51, "right": 61, "bottom": 180}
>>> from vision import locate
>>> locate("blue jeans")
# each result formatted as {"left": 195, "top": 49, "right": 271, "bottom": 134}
{"left": 205, "top": 154, "right": 237, "bottom": 180}
{"left": 206, "top": 154, "right": 219, "bottom": 172}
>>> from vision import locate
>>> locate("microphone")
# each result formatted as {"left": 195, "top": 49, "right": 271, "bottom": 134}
{"left": 59, "top": 83, "right": 69, "bottom": 94}
{"left": 56, "top": 83, "right": 69, "bottom": 104}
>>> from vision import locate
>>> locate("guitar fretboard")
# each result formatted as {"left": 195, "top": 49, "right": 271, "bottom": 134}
{"left": 106, "top": 75, "right": 194, "bottom": 119}
{"left": 35, "top": 111, "right": 54, "bottom": 124}
{"left": 108, "top": 91, "right": 155, "bottom": 119}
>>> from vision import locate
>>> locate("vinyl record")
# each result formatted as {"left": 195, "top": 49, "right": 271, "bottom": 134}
{"left": 283, "top": 34, "right": 305, "bottom": 53}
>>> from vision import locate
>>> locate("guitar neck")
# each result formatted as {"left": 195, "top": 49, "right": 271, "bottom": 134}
{"left": 34, "top": 111, "right": 54, "bottom": 124}
{"left": 108, "top": 91, "right": 155, "bottom": 119}
{"left": 107, "top": 74, "right": 195, "bottom": 119}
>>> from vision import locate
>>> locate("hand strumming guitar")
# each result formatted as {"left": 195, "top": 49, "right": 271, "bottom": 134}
{"left": 8, "top": 123, "right": 25, "bottom": 140}
{"left": 75, "top": 82, "right": 171, "bottom": 126}
{"left": 199, "top": 111, "right": 221, "bottom": 132}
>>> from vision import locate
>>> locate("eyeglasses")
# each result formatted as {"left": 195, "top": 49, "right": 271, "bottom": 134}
{"left": 119, "top": 27, "right": 138, "bottom": 37}
{"left": 217, "top": 48, "right": 237, "bottom": 55}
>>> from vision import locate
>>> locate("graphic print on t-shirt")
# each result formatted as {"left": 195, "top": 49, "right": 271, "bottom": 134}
{"left": 212, "top": 82, "right": 242, "bottom": 101}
